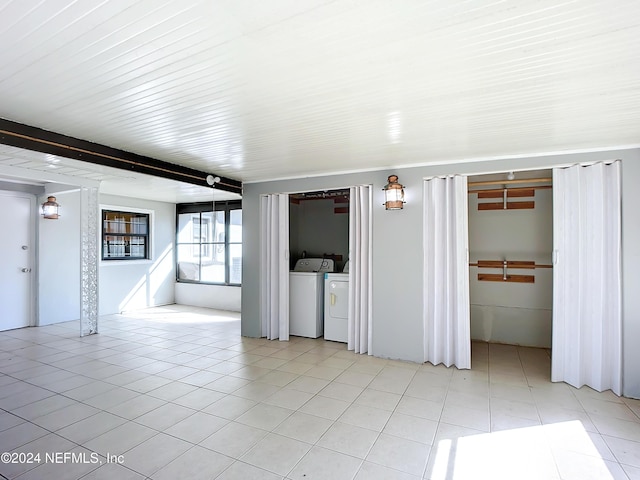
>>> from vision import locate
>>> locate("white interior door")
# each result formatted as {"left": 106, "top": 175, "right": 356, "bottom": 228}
{"left": 0, "top": 193, "right": 33, "bottom": 331}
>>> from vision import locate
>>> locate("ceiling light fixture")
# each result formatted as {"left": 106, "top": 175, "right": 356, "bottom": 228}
{"left": 206, "top": 175, "right": 221, "bottom": 186}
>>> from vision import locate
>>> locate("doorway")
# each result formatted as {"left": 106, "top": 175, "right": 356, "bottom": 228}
{"left": 467, "top": 170, "right": 553, "bottom": 359}
{"left": 0, "top": 191, "right": 35, "bottom": 331}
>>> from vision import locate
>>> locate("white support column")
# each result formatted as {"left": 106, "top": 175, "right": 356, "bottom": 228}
{"left": 80, "top": 186, "right": 99, "bottom": 336}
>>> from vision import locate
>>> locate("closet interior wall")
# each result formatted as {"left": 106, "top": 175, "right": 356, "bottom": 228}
{"left": 468, "top": 172, "right": 553, "bottom": 348}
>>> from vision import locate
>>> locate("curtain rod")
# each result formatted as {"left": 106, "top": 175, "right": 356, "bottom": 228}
{"left": 467, "top": 177, "right": 552, "bottom": 188}
{"left": 468, "top": 185, "right": 552, "bottom": 195}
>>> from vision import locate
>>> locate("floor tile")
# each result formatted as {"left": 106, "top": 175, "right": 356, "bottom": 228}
{"left": 256, "top": 370, "right": 299, "bottom": 387}
{"left": 355, "top": 388, "right": 402, "bottom": 411}
{"left": 603, "top": 435, "right": 640, "bottom": 468}
{"left": 440, "top": 404, "right": 490, "bottom": 432}
{"left": 105, "top": 394, "right": 167, "bottom": 420}
{"left": 203, "top": 394, "right": 257, "bottom": 420}
{"left": 10, "top": 394, "right": 77, "bottom": 422}
{"left": 172, "top": 387, "right": 226, "bottom": 410}
{"left": 553, "top": 449, "right": 629, "bottom": 480}
{"left": 273, "top": 411, "right": 333, "bottom": 444}
{"left": 354, "top": 461, "right": 421, "bottom": 480}
{"left": 146, "top": 381, "right": 199, "bottom": 401}
{"left": 240, "top": 432, "right": 311, "bottom": 477}
{"left": 151, "top": 445, "right": 233, "bottom": 480}
{"left": 134, "top": 402, "right": 196, "bottom": 431}
{"left": 215, "top": 461, "right": 284, "bottom": 480}
{"left": 288, "top": 446, "right": 362, "bottom": 480}
{"left": 383, "top": 412, "right": 438, "bottom": 445}
{"left": 235, "top": 403, "right": 293, "bottom": 431}
{"left": 317, "top": 421, "right": 379, "bottom": 459}
{"left": 233, "top": 382, "right": 281, "bottom": 402}
{"left": 395, "top": 395, "right": 443, "bottom": 421}
{"left": 121, "top": 433, "right": 192, "bottom": 477}
{"left": 339, "top": 404, "right": 393, "bottom": 432}
{"left": 84, "top": 421, "right": 157, "bottom": 456}
{"left": 29, "top": 402, "right": 100, "bottom": 433}
{"left": 56, "top": 412, "right": 127, "bottom": 444}
{"left": 79, "top": 462, "right": 147, "bottom": 480}
{"left": 366, "top": 433, "right": 430, "bottom": 477}
{"left": 205, "top": 375, "right": 252, "bottom": 394}
{"left": 262, "top": 388, "right": 314, "bottom": 410}
{"left": 285, "top": 375, "right": 330, "bottom": 394}
{"left": 318, "top": 382, "right": 364, "bottom": 403}
{"left": 0, "top": 411, "right": 25, "bottom": 432}
{"left": 298, "top": 395, "right": 350, "bottom": 420}
{"left": 200, "top": 422, "right": 268, "bottom": 458}
{"left": 490, "top": 397, "right": 540, "bottom": 421}
{"left": 334, "top": 371, "right": 375, "bottom": 388}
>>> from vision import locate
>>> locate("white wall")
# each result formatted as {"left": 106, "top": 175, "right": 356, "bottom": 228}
{"left": 99, "top": 194, "right": 175, "bottom": 314}
{"left": 175, "top": 283, "right": 241, "bottom": 312}
{"left": 39, "top": 190, "right": 81, "bottom": 326}
{"left": 242, "top": 148, "right": 640, "bottom": 398}
{"left": 468, "top": 185, "right": 553, "bottom": 347}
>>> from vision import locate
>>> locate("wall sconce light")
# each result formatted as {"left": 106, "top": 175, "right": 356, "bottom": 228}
{"left": 383, "top": 175, "right": 405, "bottom": 210}
{"left": 41, "top": 196, "right": 60, "bottom": 219}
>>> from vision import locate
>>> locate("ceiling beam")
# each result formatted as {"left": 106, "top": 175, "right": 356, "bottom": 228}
{"left": 0, "top": 118, "right": 242, "bottom": 195}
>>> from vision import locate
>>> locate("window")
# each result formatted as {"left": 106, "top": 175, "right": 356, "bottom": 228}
{"left": 102, "top": 210, "right": 150, "bottom": 260}
{"left": 176, "top": 201, "right": 242, "bottom": 285}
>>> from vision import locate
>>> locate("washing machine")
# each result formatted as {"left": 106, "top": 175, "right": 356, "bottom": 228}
{"left": 289, "top": 258, "right": 334, "bottom": 338}
{"left": 324, "top": 261, "right": 349, "bottom": 343}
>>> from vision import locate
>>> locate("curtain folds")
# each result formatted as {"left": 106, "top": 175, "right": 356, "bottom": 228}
{"left": 423, "top": 175, "right": 470, "bottom": 369}
{"left": 348, "top": 185, "right": 373, "bottom": 354}
{"left": 260, "top": 194, "right": 290, "bottom": 341}
{"left": 552, "top": 161, "right": 622, "bottom": 394}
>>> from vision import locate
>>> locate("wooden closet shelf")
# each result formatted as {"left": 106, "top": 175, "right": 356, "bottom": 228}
{"left": 477, "top": 273, "right": 535, "bottom": 283}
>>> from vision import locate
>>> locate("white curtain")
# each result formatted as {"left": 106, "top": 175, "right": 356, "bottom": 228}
{"left": 423, "top": 175, "right": 470, "bottom": 369}
{"left": 348, "top": 185, "right": 373, "bottom": 354}
{"left": 260, "top": 194, "right": 290, "bottom": 341}
{"left": 552, "top": 161, "right": 622, "bottom": 394}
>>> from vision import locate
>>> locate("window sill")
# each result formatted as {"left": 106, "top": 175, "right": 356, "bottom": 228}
{"left": 176, "top": 280, "right": 241, "bottom": 287}
{"left": 100, "top": 259, "right": 154, "bottom": 267}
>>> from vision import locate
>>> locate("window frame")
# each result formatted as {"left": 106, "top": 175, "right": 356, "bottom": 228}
{"left": 176, "top": 200, "right": 242, "bottom": 286}
{"left": 101, "top": 208, "right": 151, "bottom": 262}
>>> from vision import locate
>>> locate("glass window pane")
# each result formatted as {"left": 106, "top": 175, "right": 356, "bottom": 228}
{"left": 201, "top": 245, "right": 225, "bottom": 283}
{"left": 230, "top": 244, "right": 242, "bottom": 284}
{"left": 230, "top": 210, "right": 242, "bottom": 242}
{"left": 178, "top": 213, "right": 199, "bottom": 243}
{"left": 103, "top": 236, "right": 146, "bottom": 259}
{"left": 103, "top": 211, "right": 148, "bottom": 234}
{"left": 177, "top": 245, "right": 200, "bottom": 281}
{"left": 203, "top": 211, "right": 225, "bottom": 243}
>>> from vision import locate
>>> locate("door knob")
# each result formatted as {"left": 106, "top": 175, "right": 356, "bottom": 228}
{"left": 21, "top": 268, "right": 31, "bottom": 273}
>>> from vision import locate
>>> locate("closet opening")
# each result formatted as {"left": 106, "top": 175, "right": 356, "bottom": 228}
{"left": 288, "top": 189, "right": 350, "bottom": 342}
{"left": 467, "top": 170, "right": 553, "bottom": 377}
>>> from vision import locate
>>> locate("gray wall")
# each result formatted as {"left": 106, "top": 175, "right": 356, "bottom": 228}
{"left": 468, "top": 186, "right": 553, "bottom": 347}
{"left": 242, "top": 148, "right": 640, "bottom": 399}
{"left": 289, "top": 198, "right": 349, "bottom": 270}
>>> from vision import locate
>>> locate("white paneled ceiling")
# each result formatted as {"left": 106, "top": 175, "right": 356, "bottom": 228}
{"left": 0, "top": 0, "right": 639, "bottom": 199}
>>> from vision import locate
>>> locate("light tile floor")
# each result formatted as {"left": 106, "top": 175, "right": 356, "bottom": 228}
{"left": 1, "top": 305, "right": 639, "bottom": 480}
